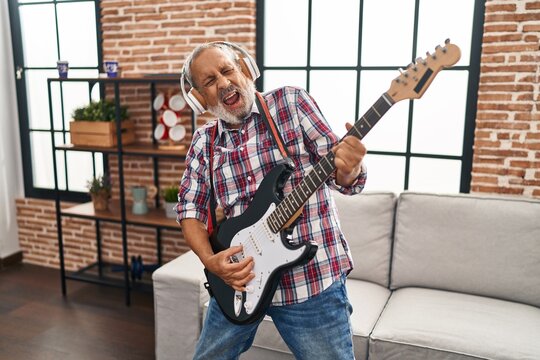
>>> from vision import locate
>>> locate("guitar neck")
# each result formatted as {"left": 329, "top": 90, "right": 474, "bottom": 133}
{"left": 266, "top": 92, "right": 395, "bottom": 233}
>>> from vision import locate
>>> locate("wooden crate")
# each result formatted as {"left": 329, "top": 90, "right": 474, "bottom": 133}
{"left": 69, "top": 120, "right": 135, "bottom": 147}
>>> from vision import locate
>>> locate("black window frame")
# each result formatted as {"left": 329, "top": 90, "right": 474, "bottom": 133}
{"left": 255, "top": 0, "right": 485, "bottom": 193}
{"left": 8, "top": 0, "right": 103, "bottom": 202}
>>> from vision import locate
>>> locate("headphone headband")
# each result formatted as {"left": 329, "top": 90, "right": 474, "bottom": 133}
{"left": 180, "top": 41, "right": 260, "bottom": 115}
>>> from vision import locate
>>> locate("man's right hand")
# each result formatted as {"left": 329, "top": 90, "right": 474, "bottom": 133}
{"left": 204, "top": 245, "right": 255, "bottom": 292}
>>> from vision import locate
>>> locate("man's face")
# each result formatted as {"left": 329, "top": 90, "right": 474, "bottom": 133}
{"left": 190, "top": 47, "right": 255, "bottom": 125}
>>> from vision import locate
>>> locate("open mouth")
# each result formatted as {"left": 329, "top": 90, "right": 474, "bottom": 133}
{"left": 222, "top": 91, "right": 241, "bottom": 107}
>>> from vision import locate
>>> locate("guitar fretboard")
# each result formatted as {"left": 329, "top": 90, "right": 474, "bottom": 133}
{"left": 267, "top": 93, "right": 395, "bottom": 233}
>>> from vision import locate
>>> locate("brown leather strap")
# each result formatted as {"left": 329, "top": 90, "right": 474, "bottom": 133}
{"left": 255, "top": 92, "right": 290, "bottom": 159}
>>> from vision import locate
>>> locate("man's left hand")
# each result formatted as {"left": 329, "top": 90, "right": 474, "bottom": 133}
{"left": 332, "top": 122, "right": 366, "bottom": 187}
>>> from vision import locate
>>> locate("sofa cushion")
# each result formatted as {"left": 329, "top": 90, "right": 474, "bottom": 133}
{"left": 369, "top": 287, "right": 540, "bottom": 360}
{"left": 347, "top": 280, "right": 392, "bottom": 360}
{"left": 391, "top": 192, "right": 540, "bottom": 307}
{"left": 332, "top": 191, "right": 396, "bottom": 287}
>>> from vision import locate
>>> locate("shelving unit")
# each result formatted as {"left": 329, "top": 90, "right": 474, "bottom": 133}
{"left": 48, "top": 75, "right": 193, "bottom": 305}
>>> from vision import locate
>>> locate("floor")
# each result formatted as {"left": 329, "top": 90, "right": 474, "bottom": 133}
{"left": 0, "top": 263, "right": 155, "bottom": 360}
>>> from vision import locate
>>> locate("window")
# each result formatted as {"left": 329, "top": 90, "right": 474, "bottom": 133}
{"left": 256, "top": 0, "right": 485, "bottom": 193}
{"left": 9, "top": 0, "right": 102, "bottom": 200}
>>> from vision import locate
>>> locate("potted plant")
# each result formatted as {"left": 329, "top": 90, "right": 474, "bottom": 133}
{"left": 161, "top": 184, "right": 178, "bottom": 219}
{"left": 87, "top": 174, "right": 112, "bottom": 211}
{"left": 70, "top": 99, "right": 135, "bottom": 147}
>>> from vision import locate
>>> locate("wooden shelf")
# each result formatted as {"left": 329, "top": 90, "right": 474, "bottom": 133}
{"left": 56, "top": 142, "right": 188, "bottom": 157}
{"left": 62, "top": 201, "right": 181, "bottom": 230}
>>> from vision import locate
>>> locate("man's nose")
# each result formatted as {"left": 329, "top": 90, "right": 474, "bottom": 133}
{"left": 216, "top": 75, "right": 230, "bottom": 89}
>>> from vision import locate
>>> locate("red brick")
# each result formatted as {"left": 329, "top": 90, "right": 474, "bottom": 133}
{"left": 525, "top": 1, "right": 540, "bottom": 10}
{"left": 483, "top": 43, "right": 540, "bottom": 54}
{"left": 486, "top": 3, "right": 517, "bottom": 12}
{"left": 485, "top": 12, "right": 540, "bottom": 22}
{"left": 523, "top": 23, "right": 540, "bottom": 32}
{"left": 483, "top": 24, "right": 518, "bottom": 33}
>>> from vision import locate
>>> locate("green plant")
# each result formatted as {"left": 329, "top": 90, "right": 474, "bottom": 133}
{"left": 87, "top": 174, "right": 112, "bottom": 197}
{"left": 161, "top": 184, "right": 178, "bottom": 203}
{"left": 72, "top": 99, "right": 128, "bottom": 122}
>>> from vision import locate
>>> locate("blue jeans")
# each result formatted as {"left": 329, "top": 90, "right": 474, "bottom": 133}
{"left": 194, "top": 276, "right": 354, "bottom": 360}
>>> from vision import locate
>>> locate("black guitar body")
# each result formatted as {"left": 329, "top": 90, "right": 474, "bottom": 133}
{"left": 205, "top": 162, "right": 318, "bottom": 324}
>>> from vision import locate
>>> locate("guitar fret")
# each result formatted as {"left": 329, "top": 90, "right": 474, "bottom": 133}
{"left": 363, "top": 117, "right": 372, "bottom": 128}
{"left": 372, "top": 106, "right": 380, "bottom": 117}
{"left": 350, "top": 125, "right": 363, "bottom": 139}
{"left": 306, "top": 174, "right": 317, "bottom": 190}
{"left": 382, "top": 93, "right": 393, "bottom": 107}
{"left": 313, "top": 167, "right": 323, "bottom": 182}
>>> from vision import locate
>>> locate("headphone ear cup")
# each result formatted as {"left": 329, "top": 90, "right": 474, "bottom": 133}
{"left": 186, "top": 88, "right": 207, "bottom": 115}
{"left": 239, "top": 57, "right": 260, "bottom": 81}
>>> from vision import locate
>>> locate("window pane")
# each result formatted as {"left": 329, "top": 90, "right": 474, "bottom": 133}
{"left": 19, "top": 4, "right": 58, "bottom": 67}
{"left": 26, "top": 69, "right": 58, "bottom": 130}
{"left": 263, "top": 70, "right": 307, "bottom": 92}
{"left": 408, "top": 157, "right": 461, "bottom": 193}
{"left": 54, "top": 133, "right": 67, "bottom": 190}
{"left": 66, "top": 151, "right": 95, "bottom": 192}
{"left": 411, "top": 70, "right": 468, "bottom": 156}
{"left": 264, "top": 0, "right": 308, "bottom": 66}
{"left": 57, "top": 2, "right": 98, "bottom": 67}
{"left": 310, "top": 70, "right": 357, "bottom": 137}
{"left": 361, "top": 0, "right": 415, "bottom": 66}
{"left": 61, "top": 70, "right": 99, "bottom": 129}
{"left": 362, "top": 154, "right": 405, "bottom": 193}
{"left": 416, "top": 0, "right": 474, "bottom": 66}
{"left": 310, "top": 0, "right": 360, "bottom": 66}
{"left": 30, "top": 131, "right": 54, "bottom": 189}
{"left": 359, "top": 70, "right": 409, "bottom": 152}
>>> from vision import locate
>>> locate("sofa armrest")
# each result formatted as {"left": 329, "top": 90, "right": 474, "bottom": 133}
{"left": 152, "top": 251, "right": 208, "bottom": 360}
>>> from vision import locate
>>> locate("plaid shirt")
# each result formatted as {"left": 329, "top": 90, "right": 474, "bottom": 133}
{"left": 176, "top": 86, "right": 366, "bottom": 306}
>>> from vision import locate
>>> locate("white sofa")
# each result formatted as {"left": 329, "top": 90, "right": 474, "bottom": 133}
{"left": 153, "top": 192, "right": 540, "bottom": 359}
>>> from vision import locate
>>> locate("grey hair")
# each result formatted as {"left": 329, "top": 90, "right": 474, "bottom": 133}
{"left": 183, "top": 43, "right": 239, "bottom": 89}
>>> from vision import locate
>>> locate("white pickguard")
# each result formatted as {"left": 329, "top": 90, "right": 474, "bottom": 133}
{"left": 230, "top": 203, "right": 305, "bottom": 316}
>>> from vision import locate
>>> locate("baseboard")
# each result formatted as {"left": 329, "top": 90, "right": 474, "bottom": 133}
{"left": 0, "top": 251, "right": 23, "bottom": 269}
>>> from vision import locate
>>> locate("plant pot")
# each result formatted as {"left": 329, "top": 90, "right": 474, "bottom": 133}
{"left": 70, "top": 120, "right": 135, "bottom": 147}
{"left": 164, "top": 201, "right": 177, "bottom": 219}
{"left": 91, "top": 192, "right": 110, "bottom": 211}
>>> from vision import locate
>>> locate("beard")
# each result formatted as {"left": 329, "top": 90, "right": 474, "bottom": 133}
{"left": 207, "top": 81, "right": 256, "bottom": 125}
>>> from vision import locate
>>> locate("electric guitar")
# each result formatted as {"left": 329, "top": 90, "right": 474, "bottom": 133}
{"left": 205, "top": 40, "right": 461, "bottom": 324}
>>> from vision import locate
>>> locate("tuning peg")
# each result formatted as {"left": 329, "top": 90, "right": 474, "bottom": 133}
{"left": 426, "top": 51, "right": 431, "bottom": 57}
{"left": 398, "top": 68, "right": 408, "bottom": 77}
{"left": 435, "top": 45, "right": 442, "bottom": 52}
{"left": 407, "top": 62, "right": 418, "bottom": 72}
{"left": 415, "top": 57, "right": 424, "bottom": 66}
{"left": 445, "top": 38, "right": 451, "bottom": 44}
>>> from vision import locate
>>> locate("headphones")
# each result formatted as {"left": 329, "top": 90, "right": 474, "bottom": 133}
{"left": 180, "top": 41, "right": 260, "bottom": 115}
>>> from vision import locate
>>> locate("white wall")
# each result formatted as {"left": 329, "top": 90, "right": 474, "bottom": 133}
{"left": 0, "top": 1, "right": 23, "bottom": 258}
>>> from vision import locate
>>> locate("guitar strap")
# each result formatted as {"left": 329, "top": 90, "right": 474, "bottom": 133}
{"left": 207, "top": 92, "right": 290, "bottom": 235}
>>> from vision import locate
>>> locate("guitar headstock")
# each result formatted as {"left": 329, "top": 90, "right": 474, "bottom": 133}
{"left": 387, "top": 39, "right": 461, "bottom": 103}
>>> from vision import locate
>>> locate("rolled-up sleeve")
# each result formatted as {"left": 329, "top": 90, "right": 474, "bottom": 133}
{"left": 295, "top": 88, "right": 366, "bottom": 195}
{"left": 175, "top": 126, "right": 211, "bottom": 226}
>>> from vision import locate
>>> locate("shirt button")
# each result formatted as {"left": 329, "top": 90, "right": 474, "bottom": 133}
{"left": 247, "top": 176, "right": 252, "bottom": 181}
{"left": 241, "top": 130, "right": 245, "bottom": 134}
{"left": 239, "top": 147, "right": 244, "bottom": 151}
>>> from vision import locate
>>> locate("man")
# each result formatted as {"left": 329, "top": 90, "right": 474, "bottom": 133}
{"left": 176, "top": 42, "right": 367, "bottom": 359}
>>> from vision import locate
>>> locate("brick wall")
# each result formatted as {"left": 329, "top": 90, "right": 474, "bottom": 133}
{"left": 17, "top": 0, "right": 256, "bottom": 270}
{"left": 471, "top": 0, "right": 540, "bottom": 197}
{"left": 16, "top": 0, "right": 540, "bottom": 270}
